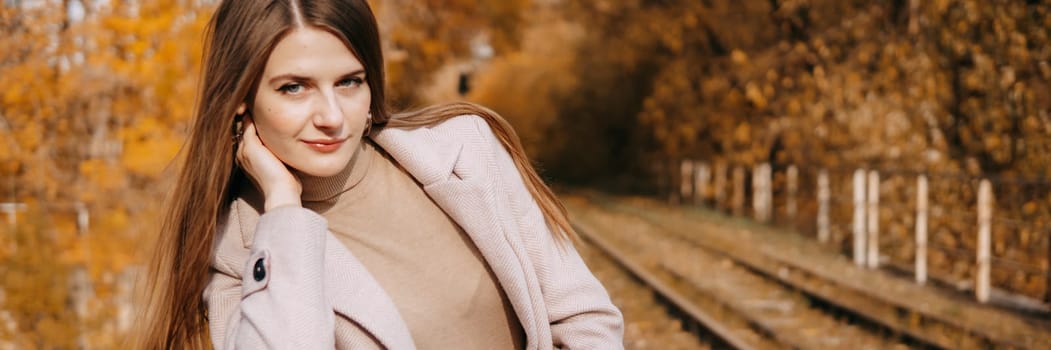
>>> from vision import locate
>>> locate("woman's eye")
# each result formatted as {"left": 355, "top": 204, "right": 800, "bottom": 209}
{"left": 337, "top": 77, "right": 364, "bottom": 88}
{"left": 278, "top": 83, "right": 304, "bottom": 94}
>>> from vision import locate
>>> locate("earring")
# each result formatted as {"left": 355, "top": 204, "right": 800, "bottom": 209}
{"left": 364, "top": 112, "right": 373, "bottom": 136}
{"left": 232, "top": 116, "right": 245, "bottom": 144}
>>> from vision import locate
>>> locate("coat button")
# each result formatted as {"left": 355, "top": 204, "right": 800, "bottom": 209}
{"left": 253, "top": 258, "right": 266, "bottom": 281}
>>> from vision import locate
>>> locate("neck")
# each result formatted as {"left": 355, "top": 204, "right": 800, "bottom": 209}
{"left": 296, "top": 140, "right": 374, "bottom": 202}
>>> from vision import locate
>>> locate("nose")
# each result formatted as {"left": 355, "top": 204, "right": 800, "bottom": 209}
{"left": 312, "top": 89, "right": 344, "bottom": 133}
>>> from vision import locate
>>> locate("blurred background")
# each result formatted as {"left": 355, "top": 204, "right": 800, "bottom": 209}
{"left": 1, "top": 0, "right": 1050, "bottom": 348}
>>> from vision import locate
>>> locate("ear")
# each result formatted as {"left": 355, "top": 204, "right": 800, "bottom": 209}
{"left": 235, "top": 103, "right": 247, "bottom": 116}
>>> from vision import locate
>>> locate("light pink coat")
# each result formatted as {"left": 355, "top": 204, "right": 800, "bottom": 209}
{"left": 204, "top": 115, "right": 625, "bottom": 349}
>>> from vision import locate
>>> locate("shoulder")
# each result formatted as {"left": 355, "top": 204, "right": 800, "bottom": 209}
{"left": 372, "top": 114, "right": 501, "bottom": 185}
{"left": 433, "top": 114, "right": 499, "bottom": 146}
{"left": 377, "top": 114, "right": 491, "bottom": 142}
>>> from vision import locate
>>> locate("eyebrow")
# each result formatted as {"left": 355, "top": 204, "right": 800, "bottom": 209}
{"left": 267, "top": 69, "right": 366, "bottom": 85}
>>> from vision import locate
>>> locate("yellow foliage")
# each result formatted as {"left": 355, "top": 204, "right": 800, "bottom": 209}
{"left": 0, "top": 130, "right": 12, "bottom": 158}
{"left": 420, "top": 39, "right": 447, "bottom": 58}
{"left": 79, "top": 159, "right": 125, "bottom": 195}
{"left": 121, "top": 133, "right": 182, "bottom": 178}
{"left": 13, "top": 120, "right": 41, "bottom": 153}
{"left": 744, "top": 82, "right": 767, "bottom": 109}
{"left": 467, "top": 18, "right": 582, "bottom": 157}
{"left": 1022, "top": 201, "right": 1037, "bottom": 216}
{"left": 731, "top": 49, "right": 749, "bottom": 65}
{"left": 2, "top": 85, "right": 21, "bottom": 105}
{"left": 379, "top": 0, "right": 529, "bottom": 106}
{"left": 983, "top": 135, "right": 1002, "bottom": 150}
{"left": 734, "top": 123, "right": 752, "bottom": 144}
{"left": 1, "top": 1, "right": 212, "bottom": 346}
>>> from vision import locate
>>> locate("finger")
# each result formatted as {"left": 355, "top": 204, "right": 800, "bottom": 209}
{"left": 240, "top": 119, "right": 267, "bottom": 173}
{"left": 240, "top": 119, "right": 259, "bottom": 153}
{"left": 237, "top": 120, "right": 255, "bottom": 168}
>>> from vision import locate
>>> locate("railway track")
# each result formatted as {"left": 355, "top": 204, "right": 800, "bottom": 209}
{"left": 567, "top": 193, "right": 1045, "bottom": 349}
{"left": 575, "top": 222, "right": 768, "bottom": 350}
{"left": 576, "top": 235, "right": 713, "bottom": 349}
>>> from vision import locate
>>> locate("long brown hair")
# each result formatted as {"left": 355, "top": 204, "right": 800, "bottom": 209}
{"left": 137, "top": 0, "right": 574, "bottom": 348}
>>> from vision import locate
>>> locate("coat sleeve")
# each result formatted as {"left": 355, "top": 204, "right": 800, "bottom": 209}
{"left": 204, "top": 206, "right": 335, "bottom": 349}
{"left": 470, "top": 116, "right": 625, "bottom": 349}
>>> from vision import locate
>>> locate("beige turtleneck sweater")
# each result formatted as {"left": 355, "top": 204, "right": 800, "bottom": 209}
{"left": 297, "top": 140, "right": 525, "bottom": 349}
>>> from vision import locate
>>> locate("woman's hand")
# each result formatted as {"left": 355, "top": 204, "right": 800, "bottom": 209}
{"left": 237, "top": 117, "right": 303, "bottom": 211}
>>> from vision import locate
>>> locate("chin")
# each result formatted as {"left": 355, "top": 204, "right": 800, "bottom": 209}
{"left": 290, "top": 154, "right": 353, "bottom": 177}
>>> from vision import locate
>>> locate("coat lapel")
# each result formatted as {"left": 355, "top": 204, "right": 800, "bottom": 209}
{"left": 373, "top": 120, "right": 541, "bottom": 349}
{"left": 324, "top": 235, "right": 416, "bottom": 349}
{"left": 235, "top": 192, "right": 415, "bottom": 349}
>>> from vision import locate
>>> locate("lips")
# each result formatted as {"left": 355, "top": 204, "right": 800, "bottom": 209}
{"left": 302, "top": 138, "right": 346, "bottom": 153}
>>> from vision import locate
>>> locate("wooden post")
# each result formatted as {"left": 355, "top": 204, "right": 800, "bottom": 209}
{"left": 714, "top": 162, "right": 727, "bottom": 210}
{"left": 694, "top": 162, "right": 711, "bottom": 206}
{"left": 732, "top": 166, "right": 745, "bottom": 216}
{"left": 817, "top": 169, "right": 830, "bottom": 243}
{"left": 915, "top": 175, "right": 929, "bottom": 284}
{"left": 680, "top": 159, "right": 694, "bottom": 204}
{"left": 71, "top": 266, "right": 91, "bottom": 318}
{"left": 767, "top": 164, "right": 773, "bottom": 221}
{"left": 69, "top": 265, "right": 91, "bottom": 348}
{"left": 867, "top": 170, "right": 880, "bottom": 269}
{"left": 0, "top": 202, "right": 26, "bottom": 226}
{"left": 764, "top": 163, "right": 773, "bottom": 222}
{"left": 786, "top": 165, "right": 798, "bottom": 223}
{"left": 853, "top": 169, "right": 867, "bottom": 266}
{"left": 668, "top": 159, "right": 679, "bottom": 204}
{"left": 752, "top": 165, "right": 760, "bottom": 218}
{"left": 75, "top": 202, "right": 89, "bottom": 235}
{"left": 756, "top": 163, "right": 772, "bottom": 222}
{"left": 976, "top": 179, "right": 993, "bottom": 303}
{"left": 116, "top": 267, "right": 139, "bottom": 332}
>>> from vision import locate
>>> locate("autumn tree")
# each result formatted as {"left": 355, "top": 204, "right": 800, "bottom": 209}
{"left": 0, "top": 1, "right": 211, "bottom": 346}
{"left": 518, "top": 0, "right": 1051, "bottom": 299}
{"left": 448, "top": 0, "right": 1051, "bottom": 299}
{"left": 372, "top": 0, "right": 529, "bottom": 108}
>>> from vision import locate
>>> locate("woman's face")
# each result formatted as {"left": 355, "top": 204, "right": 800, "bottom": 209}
{"left": 249, "top": 26, "right": 371, "bottom": 177}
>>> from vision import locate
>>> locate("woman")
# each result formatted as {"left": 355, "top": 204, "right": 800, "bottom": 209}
{"left": 136, "top": 0, "right": 623, "bottom": 348}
